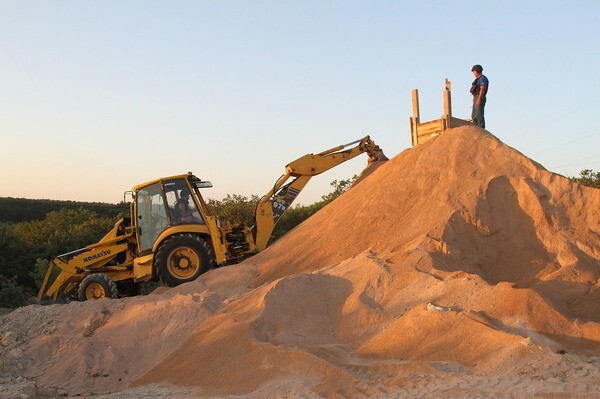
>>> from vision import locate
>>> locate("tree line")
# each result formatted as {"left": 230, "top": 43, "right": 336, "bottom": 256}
{"left": 0, "top": 177, "right": 357, "bottom": 308}
{"left": 0, "top": 197, "right": 128, "bottom": 224}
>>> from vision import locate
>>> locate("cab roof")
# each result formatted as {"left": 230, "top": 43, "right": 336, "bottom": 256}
{"left": 132, "top": 172, "right": 201, "bottom": 191}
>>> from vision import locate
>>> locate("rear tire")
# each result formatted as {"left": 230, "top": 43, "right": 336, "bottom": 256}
{"left": 155, "top": 234, "right": 215, "bottom": 287}
{"left": 78, "top": 273, "right": 119, "bottom": 301}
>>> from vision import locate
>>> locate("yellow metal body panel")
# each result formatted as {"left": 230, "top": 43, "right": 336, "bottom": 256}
{"left": 133, "top": 253, "right": 154, "bottom": 282}
{"left": 151, "top": 224, "right": 212, "bottom": 251}
{"left": 254, "top": 175, "right": 311, "bottom": 250}
{"left": 132, "top": 173, "right": 190, "bottom": 192}
{"left": 204, "top": 217, "right": 228, "bottom": 264}
{"left": 286, "top": 149, "right": 364, "bottom": 176}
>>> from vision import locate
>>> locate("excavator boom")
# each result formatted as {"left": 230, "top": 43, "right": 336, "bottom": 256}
{"left": 253, "top": 136, "right": 386, "bottom": 250}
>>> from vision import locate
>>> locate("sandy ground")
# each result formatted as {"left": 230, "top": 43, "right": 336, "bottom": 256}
{"left": 1, "top": 126, "right": 599, "bottom": 398}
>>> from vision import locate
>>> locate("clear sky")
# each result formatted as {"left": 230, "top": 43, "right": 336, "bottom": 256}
{"left": 1, "top": 1, "right": 599, "bottom": 205}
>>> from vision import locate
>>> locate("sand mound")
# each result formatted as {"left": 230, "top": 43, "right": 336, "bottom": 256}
{"left": 1, "top": 126, "right": 599, "bottom": 398}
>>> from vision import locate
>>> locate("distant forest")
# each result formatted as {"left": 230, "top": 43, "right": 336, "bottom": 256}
{"left": 0, "top": 197, "right": 128, "bottom": 224}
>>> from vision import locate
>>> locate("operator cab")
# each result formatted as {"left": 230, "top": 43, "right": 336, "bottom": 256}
{"left": 133, "top": 173, "right": 212, "bottom": 252}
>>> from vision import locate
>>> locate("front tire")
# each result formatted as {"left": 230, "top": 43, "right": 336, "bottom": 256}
{"left": 78, "top": 273, "right": 119, "bottom": 301}
{"left": 155, "top": 234, "right": 215, "bottom": 287}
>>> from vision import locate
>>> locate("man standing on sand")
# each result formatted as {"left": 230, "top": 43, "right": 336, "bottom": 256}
{"left": 470, "top": 64, "right": 489, "bottom": 128}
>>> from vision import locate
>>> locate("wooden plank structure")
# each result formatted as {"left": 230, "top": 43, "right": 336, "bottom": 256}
{"left": 409, "top": 79, "right": 472, "bottom": 146}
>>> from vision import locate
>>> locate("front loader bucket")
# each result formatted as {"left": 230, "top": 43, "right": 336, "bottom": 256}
{"left": 37, "top": 257, "right": 80, "bottom": 302}
{"left": 37, "top": 259, "right": 57, "bottom": 300}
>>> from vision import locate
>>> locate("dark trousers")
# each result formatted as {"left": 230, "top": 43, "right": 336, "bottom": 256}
{"left": 472, "top": 96, "right": 486, "bottom": 128}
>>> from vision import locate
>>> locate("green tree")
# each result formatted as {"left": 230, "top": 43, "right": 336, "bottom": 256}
{"left": 320, "top": 176, "right": 358, "bottom": 203}
{"left": 5, "top": 208, "right": 116, "bottom": 292}
{"left": 572, "top": 169, "right": 600, "bottom": 189}
{"left": 204, "top": 177, "right": 358, "bottom": 241}
{"left": 272, "top": 176, "right": 358, "bottom": 239}
{"left": 30, "top": 258, "right": 54, "bottom": 290}
{"left": 0, "top": 225, "right": 30, "bottom": 289}
{"left": 13, "top": 208, "right": 115, "bottom": 257}
{"left": 0, "top": 275, "right": 29, "bottom": 308}
{"left": 0, "top": 197, "right": 127, "bottom": 224}
{"left": 206, "top": 194, "right": 259, "bottom": 226}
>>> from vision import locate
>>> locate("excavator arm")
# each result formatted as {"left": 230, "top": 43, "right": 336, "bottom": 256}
{"left": 253, "top": 136, "right": 387, "bottom": 250}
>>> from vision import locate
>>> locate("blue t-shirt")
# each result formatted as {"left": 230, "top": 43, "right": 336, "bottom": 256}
{"left": 478, "top": 75, "right": 489, "bottom": 92}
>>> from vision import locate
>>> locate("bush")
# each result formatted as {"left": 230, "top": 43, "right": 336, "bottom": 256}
{"left": 571, "top": 169, "right": 600, "bottom": 189}
{"left": 30, "top": 258, "right": 54, "bottom": 290}
{"left": 272, "top": 176, "right": 358, "bottom": 240}
{"left": 0, "top": 275, "right": 31, "bottom": 308}
{"left": 206, "top": 194, "right": 259, "bottom": 226}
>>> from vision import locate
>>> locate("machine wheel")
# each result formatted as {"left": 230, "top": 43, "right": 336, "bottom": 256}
{"left": 155, "top": 234, "right": 215, "bottom": 287}
{"left": 78, "top": 273, "right": 119, "bottom": 301}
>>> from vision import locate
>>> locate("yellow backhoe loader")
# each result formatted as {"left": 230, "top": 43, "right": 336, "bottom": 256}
{"left": 38, "top": 136, "right": 386, "bottom": 302}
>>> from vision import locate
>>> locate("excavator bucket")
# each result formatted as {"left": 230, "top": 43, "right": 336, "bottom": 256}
{"left": 37, "top": 256, "right": 83, "bottom": 301}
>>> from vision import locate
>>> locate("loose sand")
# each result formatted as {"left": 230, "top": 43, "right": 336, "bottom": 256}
{"left": 1, "top": 126, "right": 599, "bottom": 398}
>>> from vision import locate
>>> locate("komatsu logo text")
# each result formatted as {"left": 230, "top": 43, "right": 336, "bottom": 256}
{"left": 84, "top": 250, "right": 111, "bottom": 263}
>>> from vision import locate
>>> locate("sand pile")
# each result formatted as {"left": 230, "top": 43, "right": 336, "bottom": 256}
{"left": 1, "top": 126, "right": 599, "bottom": 398}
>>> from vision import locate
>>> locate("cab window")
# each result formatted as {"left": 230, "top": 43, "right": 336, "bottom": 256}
{"left": 136, "top": 183, "right": 168, "bottom": 251}
{"left": 163, "top": 179, "right": 203, "bottom": 225}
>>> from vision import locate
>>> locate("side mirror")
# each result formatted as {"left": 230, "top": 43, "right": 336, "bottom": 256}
{"left": 195, "top": 181, "right": 213, "bottom": 189}
{"left": 123, "top": 190, "right": 134, "bottom": 203}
